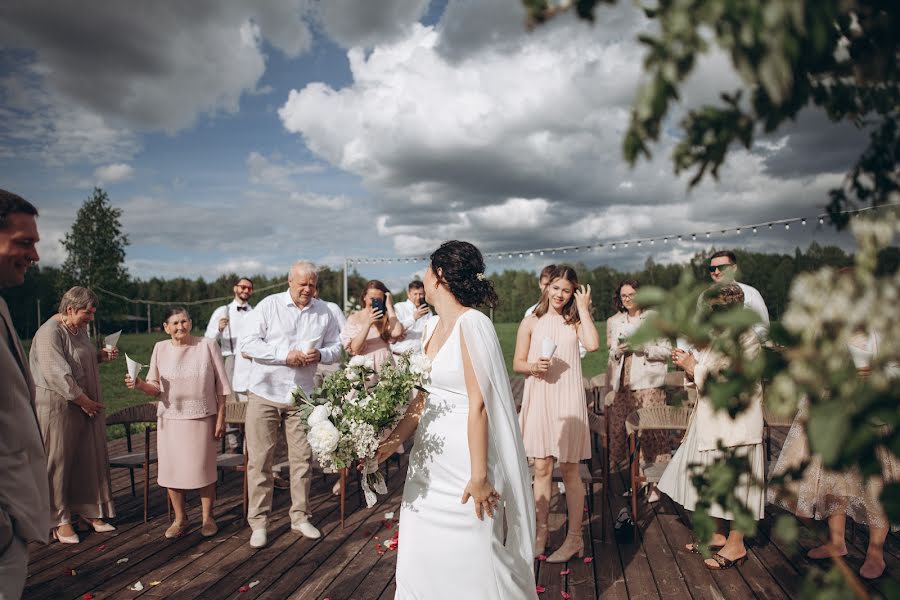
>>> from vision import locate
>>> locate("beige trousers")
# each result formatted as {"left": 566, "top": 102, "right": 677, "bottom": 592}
{"left": 245, "top": 393, "right": 312, "bottom": 530}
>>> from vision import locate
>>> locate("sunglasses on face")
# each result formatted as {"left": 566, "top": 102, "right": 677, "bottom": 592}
{"left": 708, "top": 264, "right": 734, "bottom": 273}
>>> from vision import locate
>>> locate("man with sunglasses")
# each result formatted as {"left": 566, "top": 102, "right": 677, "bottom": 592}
{"left": 708, "top": 251, "right": 770, "bottom": 342}
{"left": 206, "top": 277, "right": 256, "bottom": 452}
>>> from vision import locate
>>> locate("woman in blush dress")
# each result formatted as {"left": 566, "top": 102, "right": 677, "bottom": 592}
{"left": 125, "top": 307, "right": 229, "bottom": 539}
{"left": 514, "top": 266, "right": 600, "bottom": 561}
{"left": 341, "top": 280, "right": 404, "bottom": 373}
{"left": 371, "top": 241, "right": 538, "bottom": 600}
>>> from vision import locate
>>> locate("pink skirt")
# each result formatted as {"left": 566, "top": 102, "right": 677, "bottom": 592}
{"left": 157, "top": 415, "right": 217, "bottom": 489}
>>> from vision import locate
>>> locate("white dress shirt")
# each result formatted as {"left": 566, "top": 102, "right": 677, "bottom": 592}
{"left": 391, "top": 299, "right": 433, "bottom": 355}
{"left": 205, "top": 299, "right": 255, "bottom": 393}
{"left": 323, "top": 300, "right": 347, "bottom": 332}
{"left": 737, "top": 282, "right": 770, "bottom": 342}
{"left": 240, "top": 293, "right": 341, "bottom": 404}
{"left": 524, "top": 302, "right": 587, "bottom": 359}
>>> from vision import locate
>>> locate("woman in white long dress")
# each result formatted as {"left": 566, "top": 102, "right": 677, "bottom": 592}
{"left": 658, "top": 283, "right": 765, "bottom": 570}
{"left": 373, "top": 240, "right": 538, "bottom": 600}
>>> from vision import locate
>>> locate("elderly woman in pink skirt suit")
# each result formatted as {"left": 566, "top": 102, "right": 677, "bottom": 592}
{"left": 125, "top": 307, "right": 229, "bottom": 539}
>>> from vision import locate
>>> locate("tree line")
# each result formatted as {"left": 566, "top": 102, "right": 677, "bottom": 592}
{"left": 5, "top": 240, "right": 886, "bottom": 340}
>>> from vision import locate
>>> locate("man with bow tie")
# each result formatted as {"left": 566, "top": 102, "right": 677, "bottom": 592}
{"left": 206, "top": 278, "right": 255, "bottom": 452}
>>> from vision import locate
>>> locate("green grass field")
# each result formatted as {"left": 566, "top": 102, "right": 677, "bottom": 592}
{"left": 25, "top": 322, "right": 608, "bottom": 439}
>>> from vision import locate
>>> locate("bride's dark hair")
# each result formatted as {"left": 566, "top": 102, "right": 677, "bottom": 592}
{"left": 430, "top": 241, "right": 499, "bottom": 308}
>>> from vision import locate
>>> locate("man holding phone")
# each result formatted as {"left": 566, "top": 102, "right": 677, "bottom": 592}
{"left": 391, "top": 280, "right": 432, "bottom": 356}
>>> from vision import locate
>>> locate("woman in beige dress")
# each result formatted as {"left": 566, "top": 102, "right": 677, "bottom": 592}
{"left": 660, "top": 283, "right": 765, "bottom": 570}
{"left": 30, "top": 287, "right": 118, "bottom": 544}
{"left": 768, "top": 330, "right": 897, "bottom": 580}
{"left": 125, "top": 307, "right": 229, "bottom": 539}
{"left": 514, "top": 266, "right": 600, "bottom": 562}
{"left": 606, "top": 279, "right": 671, "bottom": 501}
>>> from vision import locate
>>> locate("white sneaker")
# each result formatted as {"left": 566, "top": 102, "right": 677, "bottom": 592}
{"left": 249, "top": 528, "right": 267, "bottom": 548}
{"left": 292, "top": 521, "right": 321, "bottom": 539}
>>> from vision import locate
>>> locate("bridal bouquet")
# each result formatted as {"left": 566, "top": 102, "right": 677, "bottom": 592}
{"left": 291, "top": 351, "right": 432, "bottom": 507}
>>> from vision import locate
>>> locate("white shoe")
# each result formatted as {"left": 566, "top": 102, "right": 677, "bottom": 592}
{"left": 558, "top": 482, "right": 566, "bottom": 495}
{"left": 292, "top": 521, "right": 321, "bottom": 539}
{"left": 249, "top": 528, "right": 267, "bottom": 548}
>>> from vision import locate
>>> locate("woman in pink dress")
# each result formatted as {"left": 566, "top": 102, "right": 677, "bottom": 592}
{"left": 514, "top": 266, "right": 600, "bottom": 562}
{"left": 341, "top": 280, "right": 404, "bottom": 372}
{"left": 125, "top": 307, "right": 229, "bottom": 539}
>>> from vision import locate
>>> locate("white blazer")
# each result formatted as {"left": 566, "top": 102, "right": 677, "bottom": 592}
{"left": 692, "top": 333, "right": 764, "bottom": 451}
{"left": 607, "top": 310, "right": 670, "bottom": 391}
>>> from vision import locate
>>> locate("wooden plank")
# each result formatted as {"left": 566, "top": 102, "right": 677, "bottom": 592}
{"left": 740, "top": 515, "right": 802, "bottom": 598}
{"left": 638, "top": 492, "right": 692, "bottom": 600}
{"left": 606, "top": 470, "right": 662, "bottom": 599}
{"left": 594, "top": 474, "right": 629, "bottom": 600}
{"left": 565, "top": 485, "right": 601, "bottom": 600}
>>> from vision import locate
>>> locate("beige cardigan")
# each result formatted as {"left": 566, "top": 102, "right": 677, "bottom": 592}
{"left": 691, "top": 333, "right": 764, "bottom": 451}
{"left": 606, "top": 310, "right": 670, "bottom": 391}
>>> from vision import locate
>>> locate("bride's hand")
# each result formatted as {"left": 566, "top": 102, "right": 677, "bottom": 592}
{"left": 358, "top": 442, "right": 395, "bottom": 472}
{"left": 461, "top": 478, "right": 501, "bottom": 520}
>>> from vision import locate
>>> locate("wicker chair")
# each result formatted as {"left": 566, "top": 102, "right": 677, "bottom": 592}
{"left": 107, "top": 402, "right": 159, "bottom": 523}
{"left": 625, "top": 405, "right": 693, "bottom": 538}
{"left": 215, "top": 402, "right": 249, "bottom": 516}
{"left": 589, "top": 372, "right": 609, "bottom": 414}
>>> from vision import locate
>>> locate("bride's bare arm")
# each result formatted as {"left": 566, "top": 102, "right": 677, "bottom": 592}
{"left": 374, "top": 391, "right": 426, "bottom": 462}
{"left": 459, "top": 329, "right": 500, "bottom": 520}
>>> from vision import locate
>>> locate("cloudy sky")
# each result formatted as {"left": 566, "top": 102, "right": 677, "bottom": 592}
{"left": 0, "top": 0, "right": 867, "bottom": 292}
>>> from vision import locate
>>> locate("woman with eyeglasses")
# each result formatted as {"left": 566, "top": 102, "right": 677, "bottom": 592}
{"left": 605, "top": 279, "right": 671, "bottom": 499}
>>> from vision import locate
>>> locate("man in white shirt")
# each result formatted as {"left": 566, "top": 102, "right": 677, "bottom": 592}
{"left": 205, "top": 277, "right": 255, "bottom": 401}
{"left": 313, "top": 288, "right": 346, "bottom": 386}
{"left": 391, "top": 280, "right": 432, "bottom": 355}
{"left": 205, "top": 277, "right": 254, "bottom": 452}
{"left": 709, "top": 250, "right": 770, "bottom": 342}
{"left": 239, "top": 261, "right": 342, "bottom": 548}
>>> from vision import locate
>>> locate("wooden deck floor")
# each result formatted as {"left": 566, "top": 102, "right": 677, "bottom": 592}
{"left": 24, "top": 427, "right": 899, "bottom": 599}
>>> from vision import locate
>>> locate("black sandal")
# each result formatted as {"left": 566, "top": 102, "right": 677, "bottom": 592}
{"left": 704, "top": 552, "right": 747, "bottom": 570}
{"left": 685, "top": 542, "right": 725, "bottom": 555}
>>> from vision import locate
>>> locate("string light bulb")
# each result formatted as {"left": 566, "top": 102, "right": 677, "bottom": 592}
{"left": 706, "top": 232, "right": 711, "bottom": 238}
{"left": 785, "top": 223, "right": 790, "bottom": 230}
{"left": 819, "top": 217, "right": 825, "bottom": 225}
{"left": 752, "top": 227, "right": 757, "bottom": 234}
{"left": 801, "top": 218, "right": 807, "bottom": 226}
{"left": 691, "top": 234, "right": 696, "bottom": 241}
{"left": 736, "top": 228, "right": 741, "bottom": 234}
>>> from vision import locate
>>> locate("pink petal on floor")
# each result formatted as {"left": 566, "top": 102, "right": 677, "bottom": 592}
{"left": 238, "top": 585, "right": 250, "bottom": 592}
{"left": 82, "top": 594, "right": 94, "bottom": 599}
{"left": 535, "top": 585, "right": 546, "bottom": 593}
{"left": 561, "top": 592, "right": 572, "bottom": 599}
{"left": 583, "top": 556, "right": 593, "bottom": 563}
{"left": 559, "top": 569, "right": 571, "bottom": 575}
{"left": 537, "top": 554, "right": 547, "bottom": 561}
{"left": 96, "top": 545, "right": 107, "bottom": 552}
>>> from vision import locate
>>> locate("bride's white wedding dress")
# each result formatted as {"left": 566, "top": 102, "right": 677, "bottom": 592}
{"left": 395, "top": 310, "right": 538, "bottom": 599}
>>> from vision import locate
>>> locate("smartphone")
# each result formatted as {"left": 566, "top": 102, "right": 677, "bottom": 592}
{"left": 418, "top": 296, "right": 428, "bottom": 306}
{"left": 371, "top": 297, "right": 386, "bottom": 314}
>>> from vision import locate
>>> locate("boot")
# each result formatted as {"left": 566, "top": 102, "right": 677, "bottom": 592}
{"left": 545, "top": 532, "right": 584, "bottom": 563}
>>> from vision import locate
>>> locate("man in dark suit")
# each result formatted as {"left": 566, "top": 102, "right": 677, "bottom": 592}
{"left": 0, "top": 189, "right": 50, "bottom": 600}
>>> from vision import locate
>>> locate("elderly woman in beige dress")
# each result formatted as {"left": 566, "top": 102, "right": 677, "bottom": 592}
{"left": 606, "top": 279, "right": 671, "bottom": 501}
{"left": 126, "top": 307, "right": 229, "bottom": 539}
{"left": 30, "top": 287, "right": 118, "bottom": 544}
{"left": 659, "top": 283, "right": 765, "bottom": 570}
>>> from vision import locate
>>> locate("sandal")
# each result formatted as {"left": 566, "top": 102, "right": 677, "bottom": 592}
{"left": 704, "top": 552, "right": 747, "bottom": 570}
{"left": 685, "top": 541, "right": 725, "bottom": 554}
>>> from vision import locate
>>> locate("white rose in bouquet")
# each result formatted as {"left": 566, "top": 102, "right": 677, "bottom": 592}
{"left": 307, "top": 404, "right": 331, "bottom": 427}
{"left": 308, "top": 420, "right": 341, "bottom": 455}
{"left": 348, "top": 355, "right": 368, "bottom": 368}
{"left": 364, "top": 356, "right": 375, "bottom": 369}
{"left": 345, "top": 367, "right": 360, "bottom": 382}
{"left": 410, "top": 354, "right": 433, "bottom": 377}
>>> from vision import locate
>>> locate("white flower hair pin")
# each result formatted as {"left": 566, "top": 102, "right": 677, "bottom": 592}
{"left": 476, "top": 272, "right": 486, "bottom": 281}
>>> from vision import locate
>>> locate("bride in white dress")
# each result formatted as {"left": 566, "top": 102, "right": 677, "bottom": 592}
{"left": 372, "top": 241, "right": 538, "bottom": 599}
